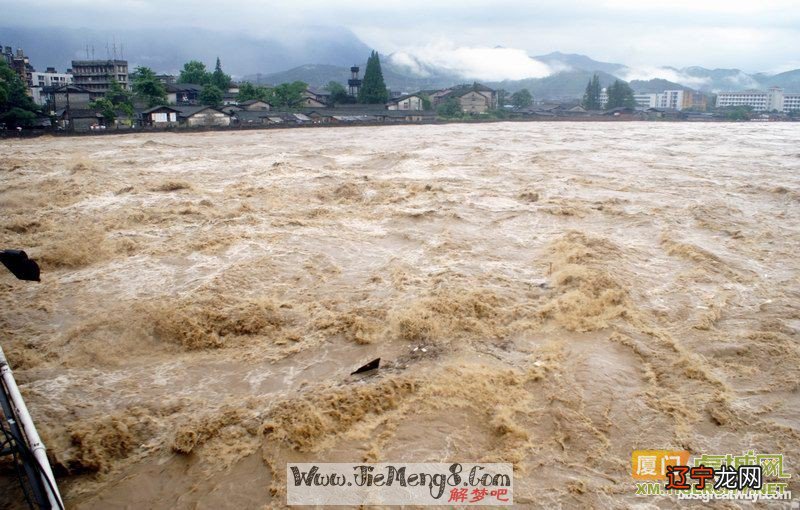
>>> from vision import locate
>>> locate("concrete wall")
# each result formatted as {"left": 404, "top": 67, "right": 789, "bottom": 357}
{"left": 53, "top": 92, "right": 91, "bottom": 108}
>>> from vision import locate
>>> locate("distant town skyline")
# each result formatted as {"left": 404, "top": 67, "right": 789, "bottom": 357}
{"left": 4, "top": 0, "right": 800, "bottom": 77}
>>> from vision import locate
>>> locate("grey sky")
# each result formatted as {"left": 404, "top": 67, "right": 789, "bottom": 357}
{"left": 6, "top": 0, "right": 800, "bottom": 74}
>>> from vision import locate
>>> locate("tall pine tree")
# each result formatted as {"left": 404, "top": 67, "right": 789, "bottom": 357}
{"left": 358, "top": 51, "right": 388, "bottom": 104}
{"left": 582, "top": 74, "right": 601, "bottom": 110}
{"left": 606, "top": 80, "right": 637, "bottom": 109}
{"left": 211, "top": 57, "right": 231, "bottom": 90}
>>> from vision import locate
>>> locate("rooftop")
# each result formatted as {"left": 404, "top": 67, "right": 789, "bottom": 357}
{"left": 71, "top": 59, "right": 128, "bottom": 66}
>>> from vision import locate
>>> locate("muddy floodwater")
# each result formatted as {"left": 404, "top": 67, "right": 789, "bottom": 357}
{"left": 1, "top": 122, "right": 799, "bottom": 508}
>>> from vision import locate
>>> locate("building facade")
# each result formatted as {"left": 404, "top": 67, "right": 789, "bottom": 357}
{"left": 716, "top": 87, "right": 798, "bottom": 113}
{"left": 605, "top": 89, "right": 707, "bottom": 111}
{"left": 387, "top": 94, "right": 425, "bottom": 111}
{"left": 658, "top": 90, "right": 685, "bottom": 110}
{"left": 174, "top": 106, "right": 232, "bottom": 127}
{"left": 49, "top": 85, "right": 92, "bottom": 110}
{"left": 633, "top": 93, "right": 658, "bottom": 108}
{"left": 2, "top": 45, "right": 34, "bottom": 89}
{"left": 435, "top": 83, "right": 496, "bottom": 113}
{"left": 30, "top": 68, "right": 73, "bottom": 105}
{"left": 784, "top": 93, "right": 800, "bottom": 113}
{"left": 71, "top": 59, "right": 129, "bottom": 98}
{"left": 166, "top": 83, "right": 203, "bottom": 105}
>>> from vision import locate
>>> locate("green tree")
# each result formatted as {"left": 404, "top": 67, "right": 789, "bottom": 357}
{"left": 358, "top": 51, "right": 389, "bottom": 104}
{"left": 605, "top": 80, "right": 637, "bottom": 109}
{"left": 132, "top": 66, "right": 167, "bottom": 108}
{"left": 237, "top": 82, "right": 257, "bottom": 101}
{"left": 106, "top": 79, "right": 132, "bottom": 106}
{"left": 0, "top": 60, "right": 40, "bottom": 128}
{"left": 511, "top": 88, "right": 533, "bottom": 108}
{"left": 582, "top": 74, "right": 602, "bottom": 110}
{"left": 437, "top": 97, "right": 462, "bottom": 118}
{"left": 721, "top": 105, "right": 752, "bottom": 121}
{"left": 200, "top": 84, "right": 223, "bottom": 107}
{"left": 2, "top": 107, "right": 36, "bottom": 127}
{"left": 421, "top": 94, "right": 432, "bottom": 111}
{"left": 267, "top": 81, "right": 307, "bottom": 108}
{"left": 211, "top": 57, "right": 231, "bottom": 90}
{"left": 179, "top": 60, "right": 210, "bottom": 84}
{"left": 237, "top": 82, "right": 271, "bottom": 102}
{"left": 89, "top": 97, "right": 117, "bottom": 123}
{"left": 325, "top": 81, "right": 353, "bottom": 104}
{"left": 105, "top": 79, "right": 134, "bottom": 118}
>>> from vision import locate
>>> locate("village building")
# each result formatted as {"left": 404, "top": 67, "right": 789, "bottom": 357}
{"left": 385, "top": 110, "right": 435, "bottom": 122}
{"left": 54, "top": 108, "right": 104, "bottom": 131}
{"left": 386, "top": 94, "right": 426, "bottom": 111}
{"left": 645, "top": 107, "right": 684, "bottom": 120}
{"left": 239, "top": 99, "right": 271, "bottom": 111}
{"left": 48, "top": 84, "right": 92, "bottom": 110}
{"left": 222, "top": 92, "right": 239, "bottom": 105}
{"left": 302, "top": 106, "right": 434, "bottom": 124}
{"left": 156, "top": 74, "right": 177, "bottom": 85}
{"left": 173, "top": 105, "right": 232, "bottom": 127}
{"left": 141, "top": 105, "right": 181, "bottom": 127}
{"left": 427, "top": 88, "right": 453, "bottom": 105}
{"left": 221, "top": 104, "right": 243, "bottom": 115}
{"left": 436, "top": 83, "right": 497, "bottom": 113}
{"left": 603, "top": 106, "right": 644, "bottom": 119}
{"left": 233, "top": 110, "right": 269, "bottom": 125}
{"left": 300, "top": 87, "right": 329, "bottom": 107}
{"left": 166, "top": 84, "right": 203, "bottom": 105}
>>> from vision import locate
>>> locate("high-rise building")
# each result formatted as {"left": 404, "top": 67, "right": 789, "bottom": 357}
{"left": 70, "top": 59, "right": 128, "bottom": 98}
{"left": 2, "top": 45, "right": 34, "bottom": 89}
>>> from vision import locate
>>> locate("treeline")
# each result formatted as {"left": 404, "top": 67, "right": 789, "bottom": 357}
{"left": 582, "top": 74, "right": 637, "bottom": 110}
{"left": 235, "top": 50, "right": 393, "bottom": 107}
{"left": 171, "top": 50, "right": 396, "bottom": 108}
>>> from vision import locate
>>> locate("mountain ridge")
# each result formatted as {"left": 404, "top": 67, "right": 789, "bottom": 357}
{"left": 2, "top": 25, "right": 798, "bottom": 98}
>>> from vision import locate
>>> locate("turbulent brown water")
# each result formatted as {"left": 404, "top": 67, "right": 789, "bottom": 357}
{"left": 1, "top": 123, "right": 799, "bottom": 508}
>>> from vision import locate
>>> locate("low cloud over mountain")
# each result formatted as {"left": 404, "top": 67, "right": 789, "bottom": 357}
{"left": 3, "top": 23, "right": 798, "bottom": 98}
{"left": 389, "top": 42, "right": 558, "bottom": 82}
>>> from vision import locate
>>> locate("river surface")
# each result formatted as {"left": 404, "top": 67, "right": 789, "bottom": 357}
{"left": 1, "top": 122, "right": 799, "bottom": 508}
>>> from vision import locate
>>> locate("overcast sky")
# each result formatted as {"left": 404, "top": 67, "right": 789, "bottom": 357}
{"left": 6, "top": 0, "right": 800, "bottom": 74}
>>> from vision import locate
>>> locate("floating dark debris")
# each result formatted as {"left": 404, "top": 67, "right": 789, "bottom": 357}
{"left": 351, "top": 358, "right": 380, "bottom": 375}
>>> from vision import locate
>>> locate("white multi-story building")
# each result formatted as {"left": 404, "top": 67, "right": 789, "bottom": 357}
{"left": 30, "top": 68, "right": 73, "bottom": 105}
{"left": 716, "top": 87, "right": 799, "bottom": 113}
{"left": 658, "top": 90, "right": 685, "bottom": 110}
{"left": 785, "top": 93, "right": 800, "bottom": 113}
{"left": 716, "top": 90, "right": 768, "bottom": 110}
{"left": 601, "top": 89, "right": 703, "bottom": 110}
{"left": 634, "top": 93, "right": 658, "bottom": 108}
